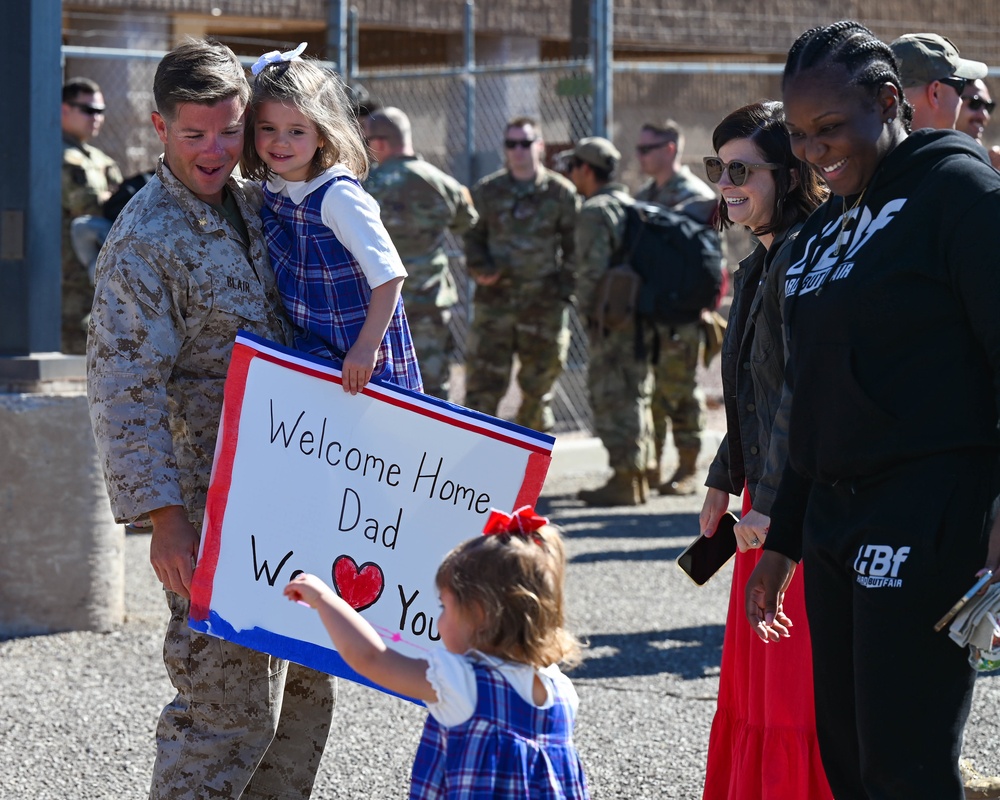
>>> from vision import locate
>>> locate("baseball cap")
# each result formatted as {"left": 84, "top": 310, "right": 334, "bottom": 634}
{"left": 573, "top": 137, "right": 621, "bottom": 172}
{"left": 890, "top": 33, "right": 988, "bottom": 88}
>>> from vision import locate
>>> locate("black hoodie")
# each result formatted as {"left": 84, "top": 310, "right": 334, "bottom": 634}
{"left": 768, "top": 129, "right": 1000, "bottom": 560}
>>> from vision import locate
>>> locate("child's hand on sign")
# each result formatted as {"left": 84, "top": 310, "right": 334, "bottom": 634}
{"left": 284, "top": 573, "right": 332, "bottom": 609}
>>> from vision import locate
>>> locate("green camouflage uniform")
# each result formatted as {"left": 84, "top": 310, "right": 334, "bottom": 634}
{"left": 364, "top": 155, "right": 478, "bottom": 399}
{"left": 577, "top": 184, "right": 655, "bottom": 472}
{"left": 463, "top": 166, "right": 579, "bottom": 431}
{"left": 62, "top": 133, "right": 122, "bottom": 354}
{"left": 88, "top": 158, "right": 336, "bottom": 800}
{"left": 635, "top": 165, "right": 718, "bottom": 456}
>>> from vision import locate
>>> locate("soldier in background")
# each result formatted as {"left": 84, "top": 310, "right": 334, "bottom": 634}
{"left": 569, "top": 137, "right": 655, "bottom": 506}
{"left": 61, "top": 77, "right": 122, "bottom": 354}
{"left": 462, "top": 116, "right": 579, "bottom": 431}
{"left": 363, "top": 107, "right": 479, "bottom": 399}
{"left": 958, "top": 78, "right": 1000, "bottom": 169}
{"left": 634, "top": 119, "right": 718, "bottom": 495}
{"left": 891, "top": 33, "right": 987, "bottom": 131}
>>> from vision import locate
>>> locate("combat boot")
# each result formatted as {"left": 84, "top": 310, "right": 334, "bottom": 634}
{"left": 961, "top": 758, "right": 1000, "bottom": 799}
{"left": 646, "top": 440, "right": 664, "bottom": 491}
{"left": 645, "top": 446, "right": 663, "bottom": 490}
{"left": 578, "top": 470, "right": 648, "bottom": 507}
{"left": 645, "top": 464, "right": 662, "bottom": 489}
{"left": 659, "top": 446, "right": 700, "bottom": 496}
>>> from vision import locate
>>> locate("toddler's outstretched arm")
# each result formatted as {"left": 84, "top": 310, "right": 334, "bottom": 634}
{"left": 284, "top": 573, "right": 438, "bottom": 702}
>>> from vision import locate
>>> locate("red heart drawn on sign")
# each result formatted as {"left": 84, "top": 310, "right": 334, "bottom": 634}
{"left": 332, "top": 555, "right": 385, "bottom": 611}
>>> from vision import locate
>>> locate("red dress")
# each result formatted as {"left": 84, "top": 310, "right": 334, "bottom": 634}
{"left": 702, "top": 491, "right": 833, "bottom": 800}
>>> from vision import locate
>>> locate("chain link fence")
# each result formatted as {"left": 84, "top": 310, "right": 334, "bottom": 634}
{"left": 63, "top": 33, "right": 786, "bottom": 436}
{"left": 355, "top": 61, "right": 594, "bottom": 432}
{"left": 65, "top": 42, "right": 599, "bottom": 433}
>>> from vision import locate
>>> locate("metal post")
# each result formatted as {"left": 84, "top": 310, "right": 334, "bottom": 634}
{"left": 348, "top": 6, "right": 359, "bottom": 82}
{"left": 464, "top": 0, "right": 476, "bottom": 185}
{"left": 1, "top": 0, "right": 124, "bottom": 637}
{"left": 591, "top": 0, "right": 613, "bottom": 138}
{"left": 570, "top": 0, "right": 590, "bottom": 59}
{"left": 326, "top": 0, "right": 348, "bottom": 76}
{"left": 0, "top": 0, "right": 61, "bottom": 356}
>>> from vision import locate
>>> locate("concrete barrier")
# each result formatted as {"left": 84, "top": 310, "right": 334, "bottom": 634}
{"left": 0, "top": 392, "right": 123, "bottom": 635}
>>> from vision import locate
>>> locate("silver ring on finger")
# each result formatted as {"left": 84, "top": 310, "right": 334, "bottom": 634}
{"left": 750, "top": 537, "right": 761, "bottom": 547}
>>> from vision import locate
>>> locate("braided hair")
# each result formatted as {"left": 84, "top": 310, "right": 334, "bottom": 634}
{"left": 783, "top": 20, "right": 913, "bottom": 131}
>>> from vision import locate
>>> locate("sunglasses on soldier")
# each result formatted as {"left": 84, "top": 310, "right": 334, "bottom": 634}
{"left": 68, "top": 101, "right": 106, "bottom": 116}
{"left": 938, "top": 77, "right": 968, "bottom": 96}
{"left": 965, "top": 96, "right": 996, "bottom": 113}
{"left": 635, "top": 141, "right": 670, "bottom": 156}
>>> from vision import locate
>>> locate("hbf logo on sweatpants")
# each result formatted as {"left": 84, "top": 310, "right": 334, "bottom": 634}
{"left": 853, "top": 544, "right": 910, "bottom": 588}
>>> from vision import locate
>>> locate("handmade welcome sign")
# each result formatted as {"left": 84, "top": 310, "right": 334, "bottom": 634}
{"left": 188, "top": 332, "right": 553, "bottom": 700}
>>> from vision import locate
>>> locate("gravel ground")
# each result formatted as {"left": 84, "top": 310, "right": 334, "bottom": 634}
{"left": 3, "top": 362, "right": 999, "bottom": 797}
{"left": 3, "top": 473, "right": 999, "bottom": 799}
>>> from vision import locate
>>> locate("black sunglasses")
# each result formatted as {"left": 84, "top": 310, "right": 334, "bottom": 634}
{"left": 965, "top": 96, "right": 996, "bottom": 113}
{"left": 67, "top": 101, "right": 106, "bottom": 116}
{"left": 504, "top": 138, "right": 537, "bottom": 150}
{"left": 939, "top": 77, "right": 968, "bottom": 95}
{"left": 635, "top": 141, "right": 670, "bottom": 156}
{"left": 703, "top": 157, "right": 779, "bottom": 186}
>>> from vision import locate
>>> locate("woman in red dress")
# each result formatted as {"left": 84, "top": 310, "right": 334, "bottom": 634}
{"left": 697, "top": 101, "right": 831, "bottom": 800}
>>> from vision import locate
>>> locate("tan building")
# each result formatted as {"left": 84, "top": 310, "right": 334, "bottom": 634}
{"left": 63, "top": 1, "right": 998, "bottom": 179}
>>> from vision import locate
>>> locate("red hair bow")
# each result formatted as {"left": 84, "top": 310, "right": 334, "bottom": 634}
{"left": 482, "top": 505, "right": 549, "bottom": 536}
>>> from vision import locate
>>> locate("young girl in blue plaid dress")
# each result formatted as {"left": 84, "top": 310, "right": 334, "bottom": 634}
{"left": 285, "top": 506, "right": 590, "bottom": 799}
{"left": 243, "top": 46, "right": 422, "bottom": 394}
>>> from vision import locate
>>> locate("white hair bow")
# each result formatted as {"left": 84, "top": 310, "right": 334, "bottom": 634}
{"left": 251, "top": 42, "right": 308, "bottom": 76}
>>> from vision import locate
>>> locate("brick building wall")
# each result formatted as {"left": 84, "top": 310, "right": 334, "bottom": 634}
{"left": 67, "top": 0, "right": 324, "bottom": 19}
{"left": 64, "top": 1, "right": 1000, "bottom": 65}
{"left": 62, "top": 0, "right": 1000, "bottom": 176}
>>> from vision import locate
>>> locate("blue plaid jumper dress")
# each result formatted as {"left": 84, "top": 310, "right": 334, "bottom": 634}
{"left": 262, "top": 176, "right": 423, "bottom": 390}
{"left": 409, "top": 662, "right": 590, "bottom": 799}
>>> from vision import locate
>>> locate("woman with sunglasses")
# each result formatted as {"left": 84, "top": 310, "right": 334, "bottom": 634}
{"left": 697, "top": 101, "right": 829, "bottom": 800}
{"left": 746, "top": 21, "right": 1000, "bottom": 798}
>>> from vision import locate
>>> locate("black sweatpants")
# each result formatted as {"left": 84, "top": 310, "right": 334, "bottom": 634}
{"left": 801, "top": 451, "right": 995, "bottom": 799}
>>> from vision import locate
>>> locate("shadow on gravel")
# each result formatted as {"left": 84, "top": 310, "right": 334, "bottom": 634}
{"left": 534, "top": 503, "right": 700, "bottom": 542}
{"left": 570, "top": 546, "right": 685, "bottom": 563}
{"left": 572, "top": 625, "right": 725, "bottom": 680}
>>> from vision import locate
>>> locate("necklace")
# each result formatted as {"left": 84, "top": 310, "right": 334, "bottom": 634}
{"left": 833, "top": 187, "right": 867, "bottom": 256}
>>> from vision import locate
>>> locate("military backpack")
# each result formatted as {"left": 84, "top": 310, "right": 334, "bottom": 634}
{"left": 593, "top": 201, "right": 723, "bottom": 331}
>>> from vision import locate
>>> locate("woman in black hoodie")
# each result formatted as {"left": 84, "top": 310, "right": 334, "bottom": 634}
{"left": 699, "top": 102, "right": 831, "bottom": 800}
{"left": 746, "top": 21, "right": 1000, "bottom": 799}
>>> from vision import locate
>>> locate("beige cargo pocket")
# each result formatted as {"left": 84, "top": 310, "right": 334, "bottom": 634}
{"left": 163, "top": 590, "right": 285, "bottom": 706}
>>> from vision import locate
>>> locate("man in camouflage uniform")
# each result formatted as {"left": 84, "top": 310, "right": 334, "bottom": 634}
{"left": 61, "top": 77, "right": 122, "bottom": 354}
{"left": 569, "top": 138, "right": 655, "bottom": 506}
{"left": 634, "top": 119, "right": 719, "bottom": 495}
{"left": 87, "top": 41, "right": 335, "bottom": 800}
{"left": 363, "top": 107, "right": 478, "bottom": 399}
{"left": 463, "top": 116, "right": 580, "bottom": 431}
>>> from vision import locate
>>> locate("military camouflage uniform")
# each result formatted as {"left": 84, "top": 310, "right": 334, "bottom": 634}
{"left": 463, "top": 167, "right": 579, "bottom": 431}
{"left": 364, "top": 155, "right": 478, "bottom": 398}
{"left": 62, "top": 133, "right": 122, "bottom": 354}
{"left": 635, "top": 165, "right": 718, "bottom": 466}
{"left": 576, "top": 184, "right": 656, "bottom": 475}
{"left": 87, "top": 158, "right": 336, "bottom": 800}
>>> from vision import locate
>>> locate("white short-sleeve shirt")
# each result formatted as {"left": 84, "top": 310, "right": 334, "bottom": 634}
{"left": 265, "top": 165, "right": 406, "bottom": 289}
{"left": 423, "top": 649, "right": 579, "bottom": 727}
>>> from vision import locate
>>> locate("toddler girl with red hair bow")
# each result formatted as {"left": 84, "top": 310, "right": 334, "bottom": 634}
{"left": 285, "top": 507, "right": 590, "bottom": 799}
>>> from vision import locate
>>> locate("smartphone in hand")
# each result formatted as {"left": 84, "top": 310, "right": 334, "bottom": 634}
{"left": 933, "top": 570, "right": 994, "bottom": 632}
{"left": 677, "top": 511, "right": 739, "bottom": 586}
